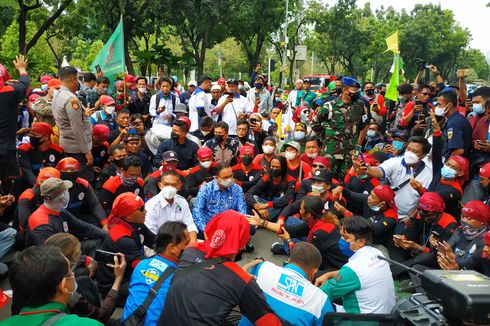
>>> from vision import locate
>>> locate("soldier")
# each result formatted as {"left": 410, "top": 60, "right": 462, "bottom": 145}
{"left": 52, "top": 66, "right": 94, "bottom": 182}
{"left": 33, "top": 78, "right": 61, "bottom": 126}
{"left": 313, "top": 77, "right": 366, "bottom": 178}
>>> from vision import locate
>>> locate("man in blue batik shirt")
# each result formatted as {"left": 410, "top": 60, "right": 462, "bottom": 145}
{"left": 192, "top": 163, "right": 247, "bottom": 233}
{"left": 122, "top": 221, "right": 190, "bottom": 326}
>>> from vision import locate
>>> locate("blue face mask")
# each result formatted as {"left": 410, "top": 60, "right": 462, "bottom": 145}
{"left": 441, "top": 165, "right": 457, "bottom": 179}
{"left": 338, "top": 238, "right": 355, "bottom": 257}
{"left": 472, "top": 103, "right": 484, "bottom": 115}
{"left": 392, "top": 141, "right": 405, "bottom": 152}
{"left": 367, "top": 130, "right": 376, "bottom": 138}
{"left": 294, "top": 131, "right": 305, "bottom": 141}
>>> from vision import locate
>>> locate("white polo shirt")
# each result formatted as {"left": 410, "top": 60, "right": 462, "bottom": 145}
{"left": 189, "top": 87, "right": 211, "bottom": 132}
{"left": 149, "top": 93, "right": 180, "bottom": 127}
{"left": 144, "top": 192, "right": 197, "bottom": 234}
{"left": 217, "top": 94, "right": 253, "bottom": 136}
{"left": 378, "top": 156, "right": 433, "bottom": 219}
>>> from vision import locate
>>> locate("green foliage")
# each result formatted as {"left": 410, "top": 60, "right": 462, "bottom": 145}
{"left": 458, "top": 48, "right": 490, "bottom": 81}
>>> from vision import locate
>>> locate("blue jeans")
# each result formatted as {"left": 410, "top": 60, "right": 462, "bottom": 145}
{"left": 282, "top": 216, "right": 308, "bottom": 255}
{"left": 0, "top": 228, "right": 16, "bottom": 260}
{"left": 254, "top": 195, "right": 282, "bottom": 222}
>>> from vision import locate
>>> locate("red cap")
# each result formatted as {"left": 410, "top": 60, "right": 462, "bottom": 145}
{"left": 124, "top": 75, "right": 136, "bottom": 83}
{"left": 0, "top": 64, "right": 11, "bottom": 88}
{"left": 40, "top": 75, "right": 52, "bottom": 83}
{"left": 418, "top": 192, "right": 445, "bottom": 212}
{"left": 240, "top": 145, "right": 254, "bottom": 157}
{"left": 30, "top": 122, "right": 53, "bottom": 137}
{"left": 177, "top": 116, "right": 191, "bottom": 129}
{"left": 36, "top": 167, "right": 61, "bottom": 184}
{"left": 93, "top": 124, "right": 110, "bottom": 141}
{"left": 56, "top": 157, "right": 80, "bottom": 172}
{"left": 479, "top": 163, "right": 490, "bottom": 178}
{"left": 108, "top": 192, "right": 144, "bottom": 224}
{"left": 484, "top": 231, "right": 490, "bottom": 246}
{"left": 197, "top": 147, "right": 213, "bottom": 160}
{"left": 47, "top": 79, "right": 61, "bottom": 89}
{"left": 461, "top": 200, "right": 489, "bottom": 224}
{"left": 217, "top": 77, "right": 226, "bottom": 85}
{"left": 372, "top": 185, "right": 396, "bottom": 209}
{"left": 448, "top": 155, "right": 469, "bottom": 183}
{"left": 312, "top": 156, "right": 331, "bottom": 170}
{"left": 100, "top": 95, "right": 115, "bottom": 106}
{"left": 28, "top": 93, "right": 41, "bottom": 103}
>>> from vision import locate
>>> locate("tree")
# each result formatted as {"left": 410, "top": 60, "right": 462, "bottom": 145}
{"left": 458, "top": 48, "right": 490, "bottom": 81}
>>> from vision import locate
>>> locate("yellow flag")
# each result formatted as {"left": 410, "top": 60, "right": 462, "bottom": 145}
{"left": 384, "top": 31, "right": 399, "bottom": 53}
{"left": 275, "top": 111, "right": 283, "bottom": 138}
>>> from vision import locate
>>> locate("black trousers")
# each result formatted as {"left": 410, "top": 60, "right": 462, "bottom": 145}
{"left": 65, "top": 152, "right": 95, "bottom": 183}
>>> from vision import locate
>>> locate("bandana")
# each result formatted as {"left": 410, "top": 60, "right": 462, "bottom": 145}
{"left": 108, "top": 192, "right": 144, "bottom": 226}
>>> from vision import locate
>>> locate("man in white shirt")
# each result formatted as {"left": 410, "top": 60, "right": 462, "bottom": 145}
{"left": 215, "top": 79, "right": 253, "bottom": 136}
{"left": 357, "top": 136, "right": 433, "bottom": 219}
{"left": 287, "top": 79, "right": 304, "bottom": 109}
{"left": 189, "top": 75, "right": 212, "bottom": 132}
{"left": 149, "top": 76, "right": 181, "bottom": 127}
{"left": 144, "top": 170, "right": 197, "bottom": 243}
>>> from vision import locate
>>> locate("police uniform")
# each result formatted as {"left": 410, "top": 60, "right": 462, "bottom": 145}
{"left": 445, "top": 111, "right": 472, "bottom": 159}
{"left": 52, "top": 86, "right": 93, "bottom": 180}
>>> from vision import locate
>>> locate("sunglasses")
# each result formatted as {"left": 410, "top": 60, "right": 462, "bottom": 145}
{"left": 313, "top": 164, "right": 325, "bottom": 169}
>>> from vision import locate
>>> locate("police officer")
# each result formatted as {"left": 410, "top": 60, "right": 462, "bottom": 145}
{"left": 313, "top": 77, "right": 366, "bottom": 178}
{"left": 52, "top": 66, "right": 94, "bottom": 181}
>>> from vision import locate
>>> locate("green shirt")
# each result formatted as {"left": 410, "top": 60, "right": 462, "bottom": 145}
{"left": 296, "top": 90, "right": 317, "bottom": 107}
{"left": 0, "top": 302, "right": 102, "bottom": 326}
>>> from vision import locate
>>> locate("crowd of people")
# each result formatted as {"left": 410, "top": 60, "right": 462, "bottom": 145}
{"left": 0, "top": 55, "right": 489, "bottom": 325}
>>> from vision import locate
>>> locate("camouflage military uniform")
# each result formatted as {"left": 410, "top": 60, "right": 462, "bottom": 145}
{"left": 313, "top": 96, "right": 366, "bottom": 177}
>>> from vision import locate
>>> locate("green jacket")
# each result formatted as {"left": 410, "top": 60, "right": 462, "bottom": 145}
{"left": 0, "top": 302, "right": 102, "bottom": 326}
{"left": 296, "top": 90, "right": 317, "bottom": 107}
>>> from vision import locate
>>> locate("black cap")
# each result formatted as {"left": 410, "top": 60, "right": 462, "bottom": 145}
{"left": 311, "top": 169, "right": 333, "bottom": 183}
{"left": 197, "top": 75, "right": 212, "bottom": 85}
{"left": 226, "top": 78, "right": 238, "bottom": 86}
{"left": 162, "top": 151, "right": 179, "bottom": 162}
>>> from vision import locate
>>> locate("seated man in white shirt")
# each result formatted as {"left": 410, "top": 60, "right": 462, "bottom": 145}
{"left": 144, "top": 170, "right": 197, "bottom": 244}
{"left": 215, "top": 79, "right": 253, "bottom": 136}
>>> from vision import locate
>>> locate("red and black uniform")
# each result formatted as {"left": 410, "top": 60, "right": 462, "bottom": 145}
{"left": 245, "top": 175, "right": 296, "bottom": 211}
{"left": 26, "top": 204, "right": 106, "bottom": 247}
{"left": 17, "top": 142, "right": 63, "bottom": 187}
{"left": 231, "top": 163, "right": 264, "bottom": 193}
{"left": 96, "top": 220, "right": 155, "bottom": 297}
{"left": 66, "top": 177, "right": 107, "bottom": 227}
{"left": 158, "top": 247, "right": 282, "bottom": 326}
{"left": 92, "top": 141, "right": 109, "bottom": 171}
{"left": 252, "top": 153, "right": 276, "bottom": 173}
{"left": 286, "top": 160, "right": 312, "bottom": 189}
{"left": 143, "top": 168, "right": 188, "bottom": 200}
{"left": 14, "top": 186, "right": 43, "bottom": 248}
{"left": 100, "top": 176, "right": 144, "bottom": 214}
{"left": 185, "top": 163, "right": 219, "bottom": 198}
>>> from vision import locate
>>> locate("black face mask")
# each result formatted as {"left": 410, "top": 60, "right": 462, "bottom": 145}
{"left": 214, "top": 135, "right": 224, "bottom": 143}
{"left": 61, "top": 171, "right": 78, "bottom": 182}
{"left": 113, "top": 158, "right": 124, "bottom": 168}
{"left": 171, "top": 131, "right": 180, "bottom": 140}
{"left": 270, "top": 168, "right": 282, "bottom": 177}
{"left": 242, "top": 156, "right": 253, "bottom": 166}
{"left": 380, "top": 91, "right": 386, "bottom": 96}
{"left": 349, "top": 91, "right": 360, "bottom": 102}
{"left": 334, "top": 87, "right": 342, "bottom": 95}
{"left": 30, "top": 136, "right": 44, "bottom": 148}
{"left": 365, "top": 89, "right": 375, "bottom": 96}
{"left": 255, "top": 83, "right": 263, "bottom": 89}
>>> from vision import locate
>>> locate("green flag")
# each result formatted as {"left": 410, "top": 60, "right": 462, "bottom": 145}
{"left": 90, "top": 18, "right": 125, "bottom": 78}
{"left": 385, "top": 53, "right": 400, "bottom": 102}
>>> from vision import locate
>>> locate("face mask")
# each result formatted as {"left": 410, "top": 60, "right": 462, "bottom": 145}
{"left": 262, "top": 145, "right": 275, "bottom": 154}
{"left": 270, "top": 168, "right": 282, "bottom": 177}
{"left": 294, "top": 131, "right": 305, "bottom": 141}
{"left": 365, "top": 89, "right": 374, "bottom": 96}
{"left": 367, "top": 130, "right": 376, "bottom": 138}
{"left": 201, "top": 130, "right": 211, "bottom": 137}
{"left": 255, "top": 83, "right": 263, "bottom": 89}
{"left": 461, "top": 220, "right": 487, "bottom": 241}
{"left": 41, "top": 84, "right": 48, "bottom": 92}
{"left": 392, "top": 141, "right": 405, "bottom": 152}
{"left": 369, "top": 203, "right": 383, "bottom": 212}
{"left": 404, "top": 151, "right": 420, "bottom": 165}
{"left": 113, "top": 158, "right": 124, "bottom": 168}
{"left": 334, "top": 87, "right": 342, "bottom": 95}
{"left": 30, "top": 136, "right": 44, "bottom": 148}
{"left": 61, "top": 171, "right": 78, "bottom": 183}
{"left": 99, "top": 87, "right": 108, "bottom": 95}
{"left": 218, "top": 177, "right": 234, "bottom": 188}
{"left": 138, "top": 87, "right": 147, "bottom": 93}
{"left": 120, "top": 174, "right": 137, "bottom": 187}
{"left": 472, "top": 103, "right": 484, "bottom": 115}
{"left": 441, "top": 165, "right": 457, "bottom": 179}
{"left": 380, "top": 91, "right": 386, "bottom": 96}
{"left": 67, "top": 275, "right": 78, "bottom": 297}
{"left": 311, "top": 185, "right": 325, "bottom": 193}
{"left": 349, "top": 91, "right": 360, "bottom": 102}
{"left": 200, "top": 161, "right": 212, "bottom": 169}
{"left": 62, "top": 190, "right": 70, "bottom": 209}
{"left": 306, "top": 152, "right": 318, "bottom": 159}
{"left": 214, "top": 135, "right": 224, "bottom": 143}
{"left": 358, "top": 174, "right": 368, "bottom": 179}
{"left": 104, "top": 106, "right": 115, "bottom": 115}
{"left": 434, "top": 104, "right": 448, "bottom": 117}
{"left": 171, "top": 131, "right": 180, "bottom": 140}
{"left": 285, "top": 151, "right": 296, "bottom": 161}
{"left": 161, "top": 186, "right": 177, "bottom": 200}
{"left": 338, "top": 238, "right": 355, "bottom": 257}
{"left": 242, "top": 155, "right": 253, "bottom": 166}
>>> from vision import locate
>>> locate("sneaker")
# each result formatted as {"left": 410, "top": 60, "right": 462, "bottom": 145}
{"left": 271, "top": 242, "right": 286, "bottom": 255}
{"left": 244, "top": 242, "right": 255, "bottom": 253}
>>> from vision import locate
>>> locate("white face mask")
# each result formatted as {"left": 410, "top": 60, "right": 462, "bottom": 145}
{"left": 62, "top": 189, "right": 70, "bottom": 208}
{"left": 200, "top": 161, "right": 212, "bottom": 169}
{"left": 138, "top": 87, "right": 147, "bottom": 93}
{"left": 105, "top": 106, "right": 116, "bottom": 115}
{"left": 218, "top": 177, "right": 234, "bottom": 188}
{"left": 434, "top": 104, "right": 448, "bottom": 117}
{"left": 306, "top": 152, "right": 318, "bottom": 159}
{"left": 201, "top": 130, "right": 211, "bottom": 137}
{"left": 285, "top": 151, "right": 296, "bottom": 161}
{"left": 262, "top": 145, "right": 275, "bottom": 154}
{"left": 161, "top": 186, "right": 177, "bottom": 200}
{"left": 404, "top": 151, "right": 420, "bottom": 165}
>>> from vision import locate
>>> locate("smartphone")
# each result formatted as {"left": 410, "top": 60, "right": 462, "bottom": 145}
{"left": 255, "top": 93, "right": 260, "bottom": 99}
{"left": 431, "top": 231, "right": 440, "bottom": 239}
{"left": 95, "top": 64, "right": 102, "bottom": 73}
{"left": 418, "top": 114, "right": 425, "bottom": 122}
{"left": 415, "top": 100, "right": 422, "bottom": 106}
{"left": 393, "top": 234, "right": 404, "bottom": 240}
{"left": 358, "top": 151, "right": 367, "bottom": 166}
{"left": 94, "top": 249, "right": 118, "bottom": 264}
{"left": 438, "top": 242, "right": 446, "bottom": 255}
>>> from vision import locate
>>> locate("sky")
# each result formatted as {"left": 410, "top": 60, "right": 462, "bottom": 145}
{"left": 326, "top": 0, "right": 490, "bottom": 60}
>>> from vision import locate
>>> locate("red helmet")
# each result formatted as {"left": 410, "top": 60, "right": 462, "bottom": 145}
{"left": 56, "top": 157, "right": 80, "bottom": 172}
{"left": 0, "top": 64, "right": 11, "bottom": 88}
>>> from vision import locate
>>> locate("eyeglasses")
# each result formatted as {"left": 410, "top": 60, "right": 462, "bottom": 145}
{"left": 313, "top": 164, "right": 325, "bottom": 169}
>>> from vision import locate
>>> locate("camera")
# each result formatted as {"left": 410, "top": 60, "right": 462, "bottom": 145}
{"left": 414, "top": 58, "right": 428, "bottom": 72}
